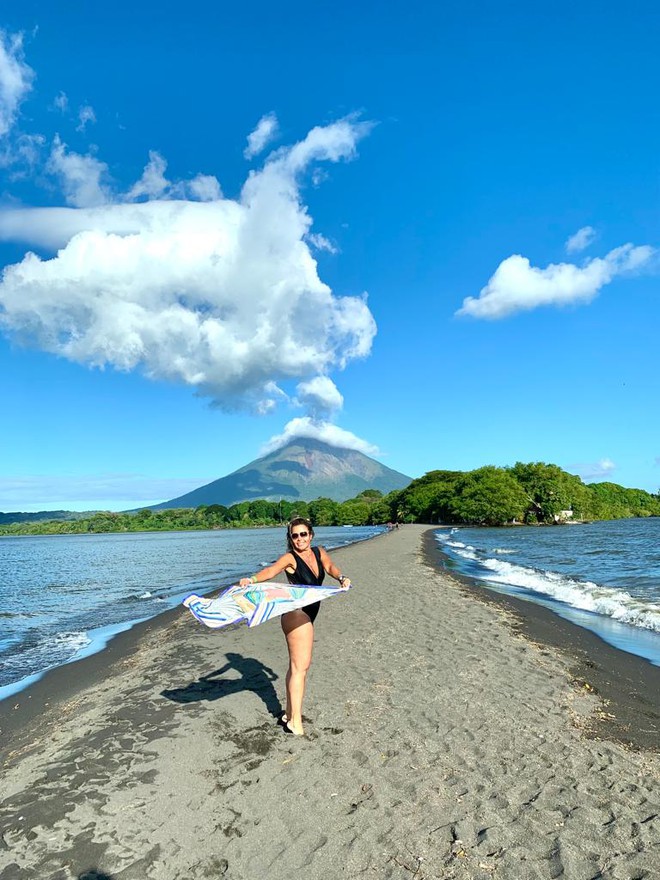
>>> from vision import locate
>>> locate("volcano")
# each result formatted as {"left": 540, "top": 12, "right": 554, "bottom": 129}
{"left": 152, "top": 437, "right": 411, "bottom": 508}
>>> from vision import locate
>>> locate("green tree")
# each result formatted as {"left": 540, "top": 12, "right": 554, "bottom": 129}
{"left": 280, "top": 500, "right": 309, "bottom": 522}
{"left": 588, "top": 482, "right": 660, "bottom": 519}
{"left": 335, "top": 500, "right": 371, "bottom": 525}
{"left": 369, "top": 491, "right": 401, "bottom": 524}
{"left": 308, "top": 497, "right": 339, "bottom": 526}
{"left": 204, "top": 504, "right": 229, "bottom": 522}
{"left": 396, "top": 470, "right": 463, "bottom": 522}
{"left": 509, "top": 462, "right": 586, "bottom": 523}
{"left": 226, "top": 501, "right": 250, "bottom": 522}
{"left": 248, "top": 499, "right": 277, "bottom": 522}
{"left": 449, "top": 466, "right": 528, "bottom": 525}
{"left": 354, "top": 489, "right": 383, "bottom": 502}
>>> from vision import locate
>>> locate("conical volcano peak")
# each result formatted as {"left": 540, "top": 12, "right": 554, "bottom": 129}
{"left": 152, "top": 437, "right": 411, "bottom": 509}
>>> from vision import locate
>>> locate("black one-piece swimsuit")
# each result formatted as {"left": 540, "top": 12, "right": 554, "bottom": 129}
{"left": 286, "top": 545, "right": 325, "bottom": 624}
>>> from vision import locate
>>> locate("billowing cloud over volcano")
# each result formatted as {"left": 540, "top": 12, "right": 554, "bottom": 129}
{"left": 0, "top": 116, "right": 377, "bottom": 415}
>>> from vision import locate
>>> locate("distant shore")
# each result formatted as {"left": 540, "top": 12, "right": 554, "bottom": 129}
{"left": 1, "top": 526, "right": 658, "bottom": 879}
{"left": 1, "top": 512, "right": 656, "bottom": 539}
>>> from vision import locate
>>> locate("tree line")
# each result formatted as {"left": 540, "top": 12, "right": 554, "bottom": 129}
{"left": 1, "top": 462, "right": 658, "bottom": 536}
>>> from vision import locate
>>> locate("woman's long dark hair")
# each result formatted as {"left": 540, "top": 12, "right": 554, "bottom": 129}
{"left": 286, "top": 516, "right": 314, "bottom": 553}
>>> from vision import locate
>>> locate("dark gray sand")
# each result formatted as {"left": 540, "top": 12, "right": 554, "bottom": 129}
{"left": 1, "top": 526, "right": 659, "bottom": 879}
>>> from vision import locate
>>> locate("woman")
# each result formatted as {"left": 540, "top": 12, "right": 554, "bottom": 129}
{"left": 239, "top": 517, "right": 351, "bottom": 736}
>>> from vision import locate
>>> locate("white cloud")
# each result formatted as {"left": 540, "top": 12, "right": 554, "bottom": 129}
{"left": 565, "top": 225, "right": 596, "bottom": 254}
{"left": 295, "top": 376, "right": 344, "bottom": 418}
{"left": 279, "top": 116, "right": 372, "bottom": 174}
{"left": 126, "top": 150, "right": 170, "bottom": 200}
{"left": 0, "top": 202, "right": 170, "bottom": 250}
{"left": 0, "top": 30, "right": 34, "bottom": 138}
{"left": 0, "top": 473, "right": 211, "bottom": 511}
{"left": 53, "top": 91, "right": 68, "bottom": 113}
{"left": 126, "top": 153, "right": 222, "bottom": 202}
{"left": 0, "top": 117, "right": 376, "bottom": 414}
{"left": 76, "top": 103, "right": 96, "bottom": 132}
{"left": 3, "top": 131, "right": 44, "bottom": 174}
{"left": 457, "top": 244, "right": 655, "bottom": 319}
{"left": 46, "top": 135, "right": 111, "bottom": 207}
{"left": 570, "top": 458, "right": 616, "bottom": 482}
{"left": 244, "top": 112, "right": 279, "bottom": 160}
{"left": 307, "top": 232, "right": 338, "bottom": 254}
{"left": 187, "top": 173, "right": 222, "bottom": 201}
{"left": 260, "top": 417, "right": 379, "bottom": 457}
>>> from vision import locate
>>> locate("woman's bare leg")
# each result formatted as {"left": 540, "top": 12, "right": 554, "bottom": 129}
{"left": 280, "top": 610, "right": 314, "bottom": 735}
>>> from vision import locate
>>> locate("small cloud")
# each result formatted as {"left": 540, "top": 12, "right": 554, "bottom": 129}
{"left": 76, "top": 103, "right": 96, "bottom": 133}
{"left": 5, "top": 131, "right": 44, "bottom": 173}
{"left": 457, "top": 244, "right": 655, "bottom": 320}
{"left": 187, "top": 173, "right": 222, "bottom": 201}
{"left": 46, "top": 135, "right": 111, "bottom": 207}
{"left": 570, "top": 458, "right": 616, "bottom": 482}
{"left": 306, "top": 232, "right": 338, "bottom": 254}
{"left": 260, "top": 417, "right": 379, "bottom": 457}
{"left": 311, "top": 168, "right": 329, "bottom": 187}
{"left": 295, "top": 376, "right": 344, "bottom": 419}
{"left": 565, "top": 225, "right": 596, "bottom": 254}
{"left": 0, "top": 30, "right": 35, "bottom": 138}
{"left": 244, "top": 112, "right": 279, "bottom": 160}
{"left": 127, "top": 153, "right": 222, "bottom": 202}
{"left": 126, "top": 150, "right": 170, "bottom": 201}
{"left": 52, "top": 90, "right": 68, "bottom": 113}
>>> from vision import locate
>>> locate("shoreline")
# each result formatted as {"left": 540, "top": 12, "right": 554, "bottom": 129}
{"left": 0, "top": 524, "right": 386, "bottom": 709}
{"left": 423, "top": 529, "right": 660, "bottom": 752}
{"left": 1, "top": 526, "right": 658, "bottom": 879}
{"left": 0, "top": 527, "right": 392, "bottom": 739}
{"left": 433, "top": 519, "right": 660, "bottom": 668}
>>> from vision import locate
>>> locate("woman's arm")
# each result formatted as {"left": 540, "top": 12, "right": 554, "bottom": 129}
{"left": 319, "top": 547, "right": 351, "bottom": 589}
{"left": 238, "top": 552, "right": 295, "bottom": 587}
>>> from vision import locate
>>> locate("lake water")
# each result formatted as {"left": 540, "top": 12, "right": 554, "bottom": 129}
{"left": 0, "top": 525, "right": 383, "bottom": 701}
{"left": 435, "top": 517, "right": 660, "bottom": 666}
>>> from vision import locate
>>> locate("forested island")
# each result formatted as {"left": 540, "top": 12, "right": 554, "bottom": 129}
{"left": 2, "top": 461, "right": 658, "bottom": 536}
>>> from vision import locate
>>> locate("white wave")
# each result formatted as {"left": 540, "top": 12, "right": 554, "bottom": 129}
{"left": 138, "top": 591, "right": 153, "bottom": 599}
{"left": 492, "top": 548, "right": 516, "bottom": 554}
{"left": 52, "top": 630, "right": 92, "bottom": 654}
{"left": 56, "top": 630, "right": 89, "bottom": 643}
{"left": 1, "top": 630, "right": 91, "bottom": 678}
{"left": 480, "top": 557, "right": 660, "bottom": 633}
{"left": 442, "top": 540, "right": 479, "bottom": 561}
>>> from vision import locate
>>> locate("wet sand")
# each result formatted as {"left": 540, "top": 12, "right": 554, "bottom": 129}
{"left": 1, "top": 525, "right": 659, "bottom": 879}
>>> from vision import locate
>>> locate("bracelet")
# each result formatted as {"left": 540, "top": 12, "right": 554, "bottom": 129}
{"left": 250, "top": 576, "right": 257, "bottom": 584}
{"left": 338, "top": 575, "right": 347, "bottom": 585}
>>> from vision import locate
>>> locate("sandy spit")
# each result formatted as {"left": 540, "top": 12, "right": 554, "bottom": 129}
{"left": 0, "top": 525, "right": 658, "bottom": 879}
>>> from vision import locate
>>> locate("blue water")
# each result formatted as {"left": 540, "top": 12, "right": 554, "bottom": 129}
{"left": 0, "top": 525, "right": 382, "bottom": 701}
{"left": 435, "top": 518, "right": 660, "bottom": 666}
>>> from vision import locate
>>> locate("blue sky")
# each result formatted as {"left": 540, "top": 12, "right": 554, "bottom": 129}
{"left": 1, "top": 1, "right": 659, "bottom": 511}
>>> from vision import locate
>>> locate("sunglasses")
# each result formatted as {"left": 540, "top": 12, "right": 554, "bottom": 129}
{"left": 291, "top": 531, "right": 309, "bottom": 539}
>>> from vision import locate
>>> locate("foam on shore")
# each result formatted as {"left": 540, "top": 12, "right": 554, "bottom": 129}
{"left": 436, "top": 528, "right": 660, "bottom": 665}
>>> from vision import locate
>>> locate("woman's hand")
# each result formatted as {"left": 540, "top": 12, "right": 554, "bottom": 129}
{"left": 239, "top": 577, "right": 252, "bottom": 587}
{"left": 338, "top": 576, "right": 351, "bottom": 590}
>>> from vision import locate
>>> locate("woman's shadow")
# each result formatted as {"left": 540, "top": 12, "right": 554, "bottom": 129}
{"left": 161, "top": 652, "right": 281, "bottom": 717}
